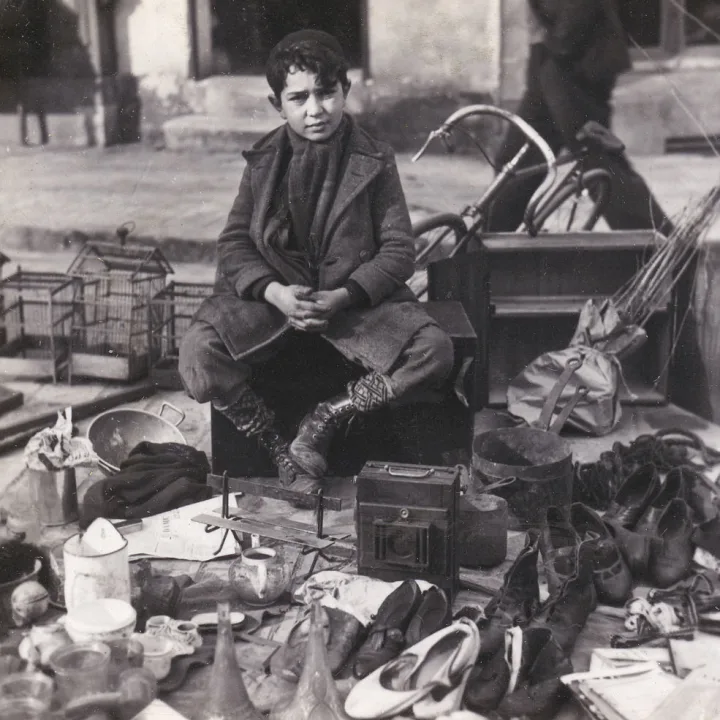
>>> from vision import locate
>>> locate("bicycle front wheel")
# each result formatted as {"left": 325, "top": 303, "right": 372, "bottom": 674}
{"left": 411, "top": 213, "right": 468, "bottom": 299}
{"left": 531, "top": 168, "right": 612, "bottom": 233}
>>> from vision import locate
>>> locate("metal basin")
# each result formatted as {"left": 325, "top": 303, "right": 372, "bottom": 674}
{"left": 87, "top": 402, "right": 186, "bottom": 473}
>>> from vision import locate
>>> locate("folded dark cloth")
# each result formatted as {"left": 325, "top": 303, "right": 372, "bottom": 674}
{"left": 80, "top": 441, "right": 212, "bottom": 528}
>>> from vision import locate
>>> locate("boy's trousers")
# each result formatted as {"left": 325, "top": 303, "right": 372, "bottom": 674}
{"left": 179, "top": 319, "right": 455, "bottom": 408}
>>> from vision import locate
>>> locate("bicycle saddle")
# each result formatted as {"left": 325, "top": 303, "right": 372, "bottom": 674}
{"left": 576, "top": 121, "right": 625, "bottom": 155}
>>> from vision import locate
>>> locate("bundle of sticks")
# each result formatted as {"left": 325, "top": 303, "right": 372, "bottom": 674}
{"left": 612, "top": 185, "right": 720, "bottom": 327}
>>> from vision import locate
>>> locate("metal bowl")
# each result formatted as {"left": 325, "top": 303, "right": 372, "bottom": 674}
{"left": 87, "top": 402, "right": 187, "bottom": 473}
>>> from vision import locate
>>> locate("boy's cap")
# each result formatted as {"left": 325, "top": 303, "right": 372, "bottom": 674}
{"left": 268, "top": 29, "right": 345, "bottom": 60}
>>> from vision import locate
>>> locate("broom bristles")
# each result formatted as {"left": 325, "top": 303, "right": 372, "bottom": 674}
{"left": 611, "top": 185, "right": 720, "bottom": 325}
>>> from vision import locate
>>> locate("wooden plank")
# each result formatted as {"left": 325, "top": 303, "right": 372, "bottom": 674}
{"left": 207, "top": 473, "right": 345, "bottom": 511}
{"left": 191, "top": 513, "right": 338, "bottom": 551}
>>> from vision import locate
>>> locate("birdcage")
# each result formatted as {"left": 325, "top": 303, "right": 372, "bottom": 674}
{"left": 0, "top": 270, "right": 81, "bottom": 382}
{"left": 0, "top": 252, "right": 9, "bottom": 346}
{"left": 148, "top": 280, "right": 214, "bottom": 389}
{"left": 67, "top": 241, "right": 173, "bottom": 382}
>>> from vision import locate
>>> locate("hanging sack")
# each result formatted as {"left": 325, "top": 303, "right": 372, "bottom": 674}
{"left": 507, "top": 347, "right": 622, "bottom": 436}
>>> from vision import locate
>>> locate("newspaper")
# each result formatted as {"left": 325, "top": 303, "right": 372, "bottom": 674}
{"left": 125, "top": 496, "right": 239, "bottom": 561}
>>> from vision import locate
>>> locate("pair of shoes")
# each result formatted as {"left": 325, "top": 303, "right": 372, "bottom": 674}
{"left": 345, "top": 619, "right": 480, "bottom": 720}
{"left": 353, "top": 582, "right": 451, "bottom": 680}
{"left": 270, "top": 605, "right": 362, "bottom": 683}
{"left": 539, "top": 506, "right": 631, "bottom": 606}
{"left": 465, "top": 626, "right": 572, "bottom": 718}
{"left": 603, "top": 464, "right": 696, "bottom": 586}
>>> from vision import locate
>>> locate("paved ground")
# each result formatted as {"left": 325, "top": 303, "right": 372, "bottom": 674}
{"left": 1, "top": 143, "right": 720, "bottom": 268}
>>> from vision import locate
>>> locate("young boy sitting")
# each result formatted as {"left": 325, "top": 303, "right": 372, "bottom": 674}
{"left": 179, "top": 29, "right": 454, "bottom": 490}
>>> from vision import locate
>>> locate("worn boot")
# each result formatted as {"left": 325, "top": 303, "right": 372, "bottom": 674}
{"left": 214, "top": 391, "right": 306, "bottom": 488}
{"left": 530, "top": 540, "right": 597, "bottom": 656}
{"left": 475, "top": 531, "right": 541, "bottom": 661}
{"left": 496, "top": 626, "right": 573, "bottom": 720}
{"left": 291, "top": 372, "right": 392, "bottom": 477}
{"left": 539, "top": 507, "right": 580, "bottom": 599}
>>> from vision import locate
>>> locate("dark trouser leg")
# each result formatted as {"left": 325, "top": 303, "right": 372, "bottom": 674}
{"left": 290, "top": 324, "right": 455, "bottom": 476}
{"left": 487, "top": 47, "right": 674, "bottom": 235}
{"left": 537, "top": 58, "right": 675, "bottom": 236}
{"left": 179, "top": 321, "right": 303, "bottom": 484}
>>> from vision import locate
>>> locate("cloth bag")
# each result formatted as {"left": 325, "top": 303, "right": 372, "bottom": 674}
{"left": 507, "top": 347, "right": 622, "bottom": 436}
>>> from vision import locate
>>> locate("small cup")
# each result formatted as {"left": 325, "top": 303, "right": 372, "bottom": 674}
{"left": 144, "top": 616, "right": 172, "bottom": 636}
{"left": 48, "top": 642, "right": 110, "bottom": 704}
{"left": 134, "top": 636, "right": 173, "bottom": 680}
{"left": 171, "top": 621, "right": 202, "bottom": 650}
{"left": 0, "top": 672, "right": 54, "bottom": 708}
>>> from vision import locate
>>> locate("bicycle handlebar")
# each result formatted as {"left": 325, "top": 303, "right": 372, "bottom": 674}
{"left": 411, "top": 104, "right": 558, "bottom": 235}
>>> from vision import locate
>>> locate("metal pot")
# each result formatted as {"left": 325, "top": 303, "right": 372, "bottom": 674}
{"left": 473, "top": 362, "right": 587, "bottom": 529}
{"left": 87, "top": 402, "right": 186, "bottom": 473}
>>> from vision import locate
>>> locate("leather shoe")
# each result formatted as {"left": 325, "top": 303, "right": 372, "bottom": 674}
{"left": 650, "top": 498, "right": 695, "bottom": 588}
{"left": 476, "top": 530, "right": 541, "bottom": 660}
{"left": 678, "top": 466, "right": 719, "bottom": 524}
{"left": 271, "top": 605, "right": 362, "bottom": 682}
{"left": 604, "top": 518, "right": 658, "bottom": 579}
{"left": 539, "top": 507, "right": 580, "bottom": 598}
{"left": 634, "top": 468, "right": 686, "bottom": 535}
{"left": 464, "top": 644, "right": 510, "bottom": 714}
{"left": 496, "top": 626, "right": 573, "bottom": 720}
{"left": 604, "top": 463, "right": 660, "bottom": 529}
{"left": 353, "top": 579, "right": 423, "bottom": 679}
{"left": 531, "top": 540, "right": 597, "bottom": 655}
{"left": 406, "top": 586, "right": 451, "bottom": 648}
{"left": 570, "top": 503, "right": 632, "bottom": 605}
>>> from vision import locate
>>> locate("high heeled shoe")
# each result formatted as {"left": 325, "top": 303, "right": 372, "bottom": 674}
{"left": 344, "top": 619, "right": 480, "bottom": 720}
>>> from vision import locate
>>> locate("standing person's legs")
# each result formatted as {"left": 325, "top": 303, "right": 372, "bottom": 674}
{"left": 290, "top": 324, "right": 455, "bottom": 477}
{"left": 538, "top": 59, "right": 675, "bottom": 235}
{"left": 486, "top": 46, "right": 566, "bottom": 232}
{"left": 179, "top": 321, "right": 304, "bottom": 483}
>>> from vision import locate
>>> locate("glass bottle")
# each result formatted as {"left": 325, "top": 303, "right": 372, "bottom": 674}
{"left": 271, "top": 601, "right": 351, "bottom": 720}
{"left": 200, "top": 600, "right": 263, "bottom": 720}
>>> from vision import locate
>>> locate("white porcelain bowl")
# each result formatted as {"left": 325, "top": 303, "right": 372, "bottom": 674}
{"left": 65, "top": 598, "right": 137, "bottom": 644}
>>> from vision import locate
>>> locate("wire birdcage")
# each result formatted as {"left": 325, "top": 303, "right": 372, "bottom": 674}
{"left": 0, "top": 269, "right": 81, "bottom": 382}
{"left": 148, "top": 281, "right": 213, "bottom": 388}
{"left": 67, "top": 241, "right": 173, "bottom": 382}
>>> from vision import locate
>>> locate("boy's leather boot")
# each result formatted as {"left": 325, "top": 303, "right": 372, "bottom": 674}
{"left": 215, "top": 390, "right": 306, "bottom": 487}
{"left": 290, "top": 372, "right": 392, "bottom": 477}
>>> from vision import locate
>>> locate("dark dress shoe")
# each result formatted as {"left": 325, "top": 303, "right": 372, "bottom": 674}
{"left": 604, "top": 463, "right": 660, "bottom": 529}
{"left": 571, "top": 503, "right": 632, "bottom": 605}
{"left": 650, "top": 498, "right": 695, "bottom": 588}
{"left": 352, "top": 579, "right": 422, "bottom": 679}
{"left": 634, "top": 468, "right": 686, "bottom": 535}
{"left": 604, "top": 519, "right": 658, "bottom": 579}
{"left": 496, "top": 627, "right": 573, "bottom": 720}
{"left": 405, "top": 586, "right": 451, "bottom": 648}
{"left": 693, "top": 516, "right": 720, "bottom": 559}
{"left": 531, "top": 540, "right": 597, "bottom": 655}
{"left": 476, "top": 530, "right": 541, "bottom": 659}
{"left": 464, "top": 645, "right": 510, "bottom": 714}
{"left": 540, "top": 507, "right": 580, "bottom": 598}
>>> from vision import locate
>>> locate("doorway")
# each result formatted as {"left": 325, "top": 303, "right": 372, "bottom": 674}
{"left": 210, "top": 0, "right": 364, "bottom": 75}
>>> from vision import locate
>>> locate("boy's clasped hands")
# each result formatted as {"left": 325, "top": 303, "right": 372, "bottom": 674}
{"left": 264, "top": 282, "right": 352, "bottom": 332}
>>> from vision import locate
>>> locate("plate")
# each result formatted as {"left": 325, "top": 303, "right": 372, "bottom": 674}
{"left": 190, "top": 611, "right": 246, "bottom": 629}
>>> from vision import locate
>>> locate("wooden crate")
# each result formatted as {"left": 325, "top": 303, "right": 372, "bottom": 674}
{"left": 482, "top": 230, "right": 673, "bottom": 407}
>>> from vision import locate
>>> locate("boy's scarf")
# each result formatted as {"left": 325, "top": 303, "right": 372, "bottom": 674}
{"left": 286, "top": 115, "right": 350, "bottom": 270}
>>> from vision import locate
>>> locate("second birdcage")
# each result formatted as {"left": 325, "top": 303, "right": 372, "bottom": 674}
{"left": 148, "top": 280, "right": 214, "bottom": 389}
{"left": 67, "top": 241, "right": 173, "bottom": 382}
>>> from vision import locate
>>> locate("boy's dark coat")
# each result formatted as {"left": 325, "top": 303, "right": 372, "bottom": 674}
{"left": 193, "top": 117, "right": 436, "bottom": 374}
